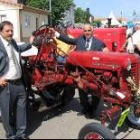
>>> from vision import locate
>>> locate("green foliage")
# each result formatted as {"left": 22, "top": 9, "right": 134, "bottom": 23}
{"left": 25, "top": 0, "right": 47, "bottom": 9}
{"left": 26, "top": 0, "right": 74, "bottom": 26}
{"left": 75, "top": 7, "right": 87, "bottom": 23}
{"left": 92, "top": 20, "right": 102, "bottom": 27}
{"left": 118, "top": 19, "right": 122, "bottom": 24}
{"left": 75, "top": 7, "right": 94, "bottom": 24}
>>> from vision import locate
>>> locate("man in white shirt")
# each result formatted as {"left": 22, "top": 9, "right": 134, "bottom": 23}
{"left": 132, "top": 23, "right": 140, "bottom": 55}
{"left": 0, "top": 21, "right": 33, "bottom": 139}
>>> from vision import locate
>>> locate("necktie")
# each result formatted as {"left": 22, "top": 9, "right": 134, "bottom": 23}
{"left": 8, "top": 43, "right": 21, "bottom": 76}
{"left": 85, "top": 39, "right": 90, "bottom": 50}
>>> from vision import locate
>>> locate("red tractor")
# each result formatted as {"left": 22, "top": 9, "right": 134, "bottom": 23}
{"left": 22, "top": 25, "right": 140, "bottom": 139}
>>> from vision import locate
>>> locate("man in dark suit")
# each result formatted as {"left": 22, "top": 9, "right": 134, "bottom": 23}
{"left": 0, "top": 111, "right": 1, "bottom": 123}
{"left": 0, "top": 21, "right": 33, "bottom": 139}
{"left": 50, "top": 24, "right": 108, "bottom": 118}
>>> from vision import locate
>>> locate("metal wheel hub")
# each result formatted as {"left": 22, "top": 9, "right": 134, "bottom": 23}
{"left": 85, "top": 132, "right": 104, "bottom": 139}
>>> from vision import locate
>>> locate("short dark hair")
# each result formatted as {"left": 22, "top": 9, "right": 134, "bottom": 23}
{"left": 0, "top": 21, "right": 13, "bottom": 32}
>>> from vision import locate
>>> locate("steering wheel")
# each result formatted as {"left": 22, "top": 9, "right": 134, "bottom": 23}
{"left": 32, "top": 24, "right": 56, "bottom": 47}
{"left": 30, "top": 25, "right": 58, "bottom": 65}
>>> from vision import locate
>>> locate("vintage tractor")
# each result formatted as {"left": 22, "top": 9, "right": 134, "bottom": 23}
{"left": 22, "top": 25, "right": 140, "bottom": 139}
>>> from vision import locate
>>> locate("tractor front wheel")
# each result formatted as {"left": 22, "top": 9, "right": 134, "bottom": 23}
{"left": 78, "top": 123, "right": 116, "bottom": 139}
{"left": 127, "top": 105, "right": 140, "bottom": 129}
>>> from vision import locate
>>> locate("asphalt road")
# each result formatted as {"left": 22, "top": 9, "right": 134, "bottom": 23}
{"left": 0, "top": 92, "right": 140, "bottom": 139}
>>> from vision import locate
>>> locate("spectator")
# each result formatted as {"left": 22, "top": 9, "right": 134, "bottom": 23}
{"left": 49, "top": 24, "right": 108, "bottom": 119}
{"left": 0, "top": 21, "right": 33, "bottom": 139}
{"left": 132, "top": 23, "right": 140, "bottom": 55}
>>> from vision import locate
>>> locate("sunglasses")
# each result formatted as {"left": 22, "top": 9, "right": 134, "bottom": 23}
{"left": 84, "top": 30, "right": 92, "bottom": 32}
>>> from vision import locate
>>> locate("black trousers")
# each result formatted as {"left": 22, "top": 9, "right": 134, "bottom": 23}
{"left": 0, "top": 80, "right": 27, "bottom": 139}
{"left": 79, "top": 89, "right": 100, "bottom": 111}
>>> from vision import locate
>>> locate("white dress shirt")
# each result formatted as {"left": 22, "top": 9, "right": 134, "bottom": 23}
{"left": 85, "top": 38, "right": 93, "bottom": 51}
{"left": 0, "top": 36, "right": 22, "bottom": 80}
{"left": 132, "top": 29, "right": 140, "bottom": 46}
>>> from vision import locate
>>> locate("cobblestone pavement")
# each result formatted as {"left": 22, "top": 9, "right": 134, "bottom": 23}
{"left": 0, "top": 93, "right": 140, "bottom": 139}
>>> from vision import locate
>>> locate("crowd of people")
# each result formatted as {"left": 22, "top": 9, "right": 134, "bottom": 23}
{"left": 123, "top": 23, "right": 140, "bottom": 54}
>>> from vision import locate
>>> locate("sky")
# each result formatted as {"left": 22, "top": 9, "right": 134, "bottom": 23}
{"left": 74, "top": 0, "right": 140, "bottom": 20}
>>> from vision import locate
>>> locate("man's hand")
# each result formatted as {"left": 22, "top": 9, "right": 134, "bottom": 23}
{"left": 29, "top": 35, "right": 35, "bottom": 44}
{"left": 49, "top": 28, "right": 57, "bottom": 38}
{"left": 49, "top": 28, "right": 56, "bottom": 34}
{"left": 0, "top": 78, "right": 7, "bottom": 87}
{"left": 103, "top": 47, "right": 110, "bottom": 52}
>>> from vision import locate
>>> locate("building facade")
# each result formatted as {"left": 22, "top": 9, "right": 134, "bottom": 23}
{"left": 0, "top": 0, "right": 49, "bottom": 42}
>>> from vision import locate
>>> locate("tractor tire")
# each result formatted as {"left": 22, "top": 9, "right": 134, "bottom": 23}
{"left": 127, "top": 105, "right": 140, "bottom": 130}
{"left": 40, "top": 85, "right": 75, "bottom": 107}
{"left": 78, "top": 123, "right": 116, "bottom": 139}
{"left": 61, "top": 85, "right": 75, "bottom": 105}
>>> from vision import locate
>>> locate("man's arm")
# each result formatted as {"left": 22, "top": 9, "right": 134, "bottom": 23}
{"left": 50, "top": 28, "right": 77, "bottom": 45}
{"left": 14, "top": 36, "right": 34, "bottom": 52}
{"left": 0, "top": 53, "right": 7, "bottom": 87}
{"left": 57, "top": 33, "right": 77, "bottom": 45}
{"left": 96, "top": 40, "right": 106, "bottom": 52}
{"left": 18, "top": 43, "right": 32, "bottom": 52}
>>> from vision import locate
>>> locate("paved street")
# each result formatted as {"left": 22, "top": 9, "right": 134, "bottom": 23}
{"left": 0, "top": 92, "right": 140, "bottom": 139}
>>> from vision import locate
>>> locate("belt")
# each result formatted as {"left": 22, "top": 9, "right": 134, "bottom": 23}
{"left": 7, "top": 78, "right": 22, "bottom": 84}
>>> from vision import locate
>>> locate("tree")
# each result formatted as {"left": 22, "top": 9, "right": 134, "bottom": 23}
{"left": 92, "top": 20, "right": 101, "bottom": 27}
{"left": 26, "top": 0, "right": 74, "bottom": 26}
{"left": 75, "top": 7, "right": 94, "bottom": 24}
{"left": 25, "top": 0, "right": 47, "bottom": 9}
{"left": 75, "top": 7, "right": 87, "bottom": 23}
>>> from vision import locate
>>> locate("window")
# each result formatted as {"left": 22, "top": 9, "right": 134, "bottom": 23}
{"left": 25, "top": 15, "right": 30, "bottom": 28}
{"left": 0, "top": 15, "right": 7, "bottom": 22}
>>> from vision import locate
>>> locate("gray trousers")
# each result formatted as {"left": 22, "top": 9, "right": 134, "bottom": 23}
{"left": 0, "top": 80, "right": 27, "bottom": 139}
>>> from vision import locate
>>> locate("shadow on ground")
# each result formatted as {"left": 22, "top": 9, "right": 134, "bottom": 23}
{"left": 26, "top": 97, "right": 81, "bottom": 136}
{"left": 26, "top": 97, "right": 133, "bottom": 139}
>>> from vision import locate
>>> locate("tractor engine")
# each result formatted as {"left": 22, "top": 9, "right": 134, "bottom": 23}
{"left": 66, "top": 51, "right": 140, "bottom": 106}
{"left": 26, "top": 32, "right": 140, "bottom": 108}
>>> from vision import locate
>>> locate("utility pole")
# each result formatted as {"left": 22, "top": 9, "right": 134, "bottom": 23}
{"left": 121, "top": 10, "right": 123, "bottom": 24}
{"left": 86, "top": 8, "right": 90, "bottom": 23}
{"left": 49, "top": 0, "right": 52, "bottom": 26}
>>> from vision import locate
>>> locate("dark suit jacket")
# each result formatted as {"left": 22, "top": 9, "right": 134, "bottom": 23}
{"left": 58, "top": 34, "right": 105, "bottom": 51}
{"left": 0, "top": 38, "right": 31, "bottom": 77}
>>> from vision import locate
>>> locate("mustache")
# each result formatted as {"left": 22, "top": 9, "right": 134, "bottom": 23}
{"left": 8, "top": 35, "right": 13, "bottom": 38}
